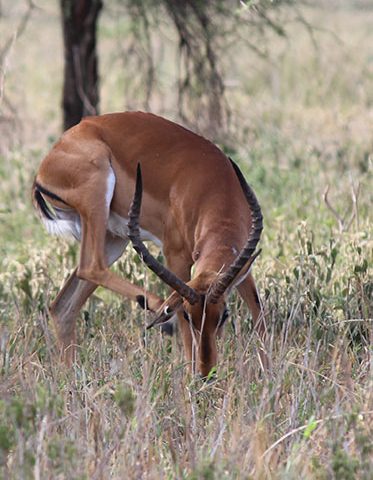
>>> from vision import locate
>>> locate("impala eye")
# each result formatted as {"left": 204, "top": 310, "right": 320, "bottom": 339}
{"left": 164, "top": 305, "right": 172, "bottom": 315}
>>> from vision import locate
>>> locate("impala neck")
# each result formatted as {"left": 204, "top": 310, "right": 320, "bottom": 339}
{"left": 192, "top": 241, "right": 238, "bottom": 285}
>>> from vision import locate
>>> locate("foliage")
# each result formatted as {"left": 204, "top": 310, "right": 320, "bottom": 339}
{"left": 0, "top": 1, "right": 372, "bottom": 479}
{"left": 105, "top": 0, "right": 304, "bottom": 137}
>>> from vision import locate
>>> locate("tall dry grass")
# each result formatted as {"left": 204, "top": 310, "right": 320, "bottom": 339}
{"left": 0, "top": 1, "right": 372, "bottom": 479}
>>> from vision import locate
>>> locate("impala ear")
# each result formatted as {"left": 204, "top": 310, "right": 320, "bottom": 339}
{"left": 136, "top": 295, "right": 149, "bottom": 310}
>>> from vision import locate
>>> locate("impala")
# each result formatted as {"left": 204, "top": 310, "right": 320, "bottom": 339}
{"left": 32, "top": 112, "right": 266, "bottom": 376}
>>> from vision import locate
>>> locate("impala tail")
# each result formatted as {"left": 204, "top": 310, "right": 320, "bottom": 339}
{"left": 32, "top": 179, "right": 79, "bottom": 238}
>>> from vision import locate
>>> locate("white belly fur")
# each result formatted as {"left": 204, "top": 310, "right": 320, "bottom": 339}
{"left": 42, "top": 209, "right": 162, "bottom": 247}
{"left": 108, "top": 211, "right": 163, "bottom": 247}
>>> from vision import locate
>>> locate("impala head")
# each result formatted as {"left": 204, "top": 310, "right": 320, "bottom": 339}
{"left": 141, "top": 281, "right": 230, "bottom": 378}
{"left": 128, "top": 163, "right": 263, "bottom": 378}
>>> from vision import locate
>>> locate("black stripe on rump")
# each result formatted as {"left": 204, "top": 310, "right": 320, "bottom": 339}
{"left": 34, "top": 188, "right": 55, "bottom": 220}
{"left": 35, "top": 182, "right": 69, "bottom": 206}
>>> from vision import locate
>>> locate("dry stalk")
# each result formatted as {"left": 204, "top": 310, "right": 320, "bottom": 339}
{"left": 323, "top": 182, "right": 361, "bottom": 233}
{"left": 261, "top": 410, "right": 373, "bottom": 460}
{"left": 0, "top": 0, "right": 35, "bottom": 105}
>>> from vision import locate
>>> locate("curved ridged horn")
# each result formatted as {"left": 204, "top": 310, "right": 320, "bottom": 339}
{"left": 128, "top": 164, "right": 200, "bottom": 305}
{"left": 208, "top": 158, "right": 263, "bottom": 303}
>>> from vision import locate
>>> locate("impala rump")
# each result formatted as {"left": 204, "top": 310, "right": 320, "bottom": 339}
{"left": 33, "top": 169, "right": 162, "bottom": 246}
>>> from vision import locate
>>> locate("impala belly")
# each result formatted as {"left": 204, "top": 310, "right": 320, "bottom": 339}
{"left": 108, "top": 211, "right": 163, "bottom": 247}
{"left": 41, "top": 208, "right": 162, "bottom": 247}
{"left": 41, "top": 208, "right": 163, "bottom": 248}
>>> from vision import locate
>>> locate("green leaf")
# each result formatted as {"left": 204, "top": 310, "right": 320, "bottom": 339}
{"left": 303, "top": 416, "right": 318, "bottom": 440}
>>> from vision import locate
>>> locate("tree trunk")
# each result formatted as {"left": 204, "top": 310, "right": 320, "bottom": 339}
{"left": 60, "top": 0, "right": 102, "bottom": 131}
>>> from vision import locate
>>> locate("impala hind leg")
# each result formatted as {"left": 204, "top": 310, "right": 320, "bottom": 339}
{"left": 77, "top": 205, "right": 162, "bottom": 312}
{"left": 50, "top": 269, "right": 95, "bottom": 365}
{"left": 237, "top": 273, "right": 269, "bottom": 370}
{"left": 50, "top": 235, "right": 128, "bottom": 365}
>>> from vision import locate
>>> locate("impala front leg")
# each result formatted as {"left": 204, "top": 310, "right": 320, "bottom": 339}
{"left": 237, "top": 273, "right": 269, "bottom": 371}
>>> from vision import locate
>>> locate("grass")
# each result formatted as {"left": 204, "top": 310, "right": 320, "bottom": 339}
{"left": 0, "top": 2, "right": 372, "bottom": 479}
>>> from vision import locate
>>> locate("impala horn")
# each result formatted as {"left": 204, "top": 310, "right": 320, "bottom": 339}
{"left": 208, "top": 158, "right": 263, "bottom": 303}
{"left": 128, "top": 164, "right": 200, "bottom": 305}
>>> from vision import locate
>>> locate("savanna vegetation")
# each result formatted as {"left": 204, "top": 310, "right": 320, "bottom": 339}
{"left": 0, "top": 1, "right": 372, "bottom": 478}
